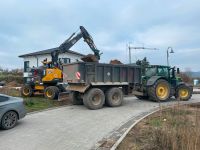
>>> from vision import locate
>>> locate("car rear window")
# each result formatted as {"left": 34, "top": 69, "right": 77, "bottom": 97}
{"left": 0, "top": 96, "right": 9, "bottom": 102}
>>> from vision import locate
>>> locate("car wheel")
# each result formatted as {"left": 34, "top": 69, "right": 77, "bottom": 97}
{"left": 1, "top": 111, "right": 18, "bottom": 130}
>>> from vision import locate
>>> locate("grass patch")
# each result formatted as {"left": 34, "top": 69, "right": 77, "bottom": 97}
{"left": 147, "top": 117, "right": 163, "bottom": 127}
{"left": 117, "top": 103, "right": 200, "bottom": 150}
{"left": 0, "top": 87, "right": 70, "bottom": 113}
{"left": 23, "top": 96, "right": 70, "bottom": 113}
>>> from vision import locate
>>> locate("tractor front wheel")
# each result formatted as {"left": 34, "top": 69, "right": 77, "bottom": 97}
{"left": 175, "top": 84, "right": 192, "bottom": 101}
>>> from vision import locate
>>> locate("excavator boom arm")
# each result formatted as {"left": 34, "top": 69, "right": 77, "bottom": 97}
{"left": 51, "top": 26, "right": 101, "bottom": 67}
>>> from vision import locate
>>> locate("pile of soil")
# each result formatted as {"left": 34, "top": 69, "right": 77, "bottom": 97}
{"left": 6, "top": 81, "right": 22, "bottom": 87}
{"left": 81, "top": 54, "right": 98, "bottom": 62}
{"left": 0, "top": 86, "right": 21, "bottom": 97}
{"left": 110, "top": 59, "right": 123, "bottom": 64}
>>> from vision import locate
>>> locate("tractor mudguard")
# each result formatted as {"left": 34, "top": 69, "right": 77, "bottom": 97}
{"left": 146, "top": 76, "right": 166, "bottom": 86}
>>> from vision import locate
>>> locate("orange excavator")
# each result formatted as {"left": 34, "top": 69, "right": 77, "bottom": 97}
{"left": 21, "top": 26, "right": 102, "bottom": 99}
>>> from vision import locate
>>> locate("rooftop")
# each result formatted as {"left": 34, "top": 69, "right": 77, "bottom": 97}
{"left": 18, "top": 47, "right": 85, "bottom": 58}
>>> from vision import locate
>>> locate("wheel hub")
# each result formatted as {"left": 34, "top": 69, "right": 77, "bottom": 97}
{"left": 23, "top": 88, "right": 30, "bottom": 95}
{"left": 47, "top": 90, "right": 53, "bottom": 97}
{"left": 156, "top": 83, "right": 169, "bottom": 100}
{"left": 112, "top": 93, "right": 120, "bottom": 102}
{"left": 92, "top": 94, "right": 101, "bottom": 105}
{"left": 3, "top": 112, "right": 17, "bottom": 128}
{"left": 179, "top": 89, "right": 189, "bottom": 98}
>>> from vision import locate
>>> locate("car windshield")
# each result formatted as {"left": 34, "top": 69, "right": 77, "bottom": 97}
{"left": 0, "top": 95, "right": 9, "bottom": 102}
{"left": 145, "top": 67, "right": 157, "bottom": 77}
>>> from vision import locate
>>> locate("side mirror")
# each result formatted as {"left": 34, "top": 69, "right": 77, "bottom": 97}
{"left": 177, "top": 68, "right": 180, "bottom": 74}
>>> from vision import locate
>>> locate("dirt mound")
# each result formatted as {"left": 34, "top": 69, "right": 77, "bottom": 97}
{"left": 6, "top": 81, "right": 21, "bottom": 87}
{"left": 110, "top": 59, "right": 123, "bottom": 64}
{"left": 81, "top": 54, "right": 99, "bottom": 62}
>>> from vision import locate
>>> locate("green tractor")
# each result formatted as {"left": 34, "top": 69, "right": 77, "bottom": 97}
{"left": 134, "top": 65, "right": 193, "bottom": 101}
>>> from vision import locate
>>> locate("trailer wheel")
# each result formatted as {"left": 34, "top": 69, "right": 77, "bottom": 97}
{"left": 69, "top": 91, "right": 83, "bottom": 105}
{"left": 21, "top": 85, "right": 33, "bottom": 97}
{"left": 83, "top": 88, "right": 105, "bottom": 110}
{"left": 44, "top": 86, "right": 59, "bottom": 100}
{"left": 148, "top": 79, "right": 171, "bottom": 102}
{"left": 105, "top": 88, "right": 123, "bottom": 107}
{"left": 175, "top": 84, "right": 192, "bottom": 101}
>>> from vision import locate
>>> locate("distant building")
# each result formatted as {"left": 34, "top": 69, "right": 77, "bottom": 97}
{"left": 19, "top": 47, "right": 84, "bottom": 72}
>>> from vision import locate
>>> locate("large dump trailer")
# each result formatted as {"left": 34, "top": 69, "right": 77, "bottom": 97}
{"left": 62, "top": 62, "right": 141, "bottom": 109}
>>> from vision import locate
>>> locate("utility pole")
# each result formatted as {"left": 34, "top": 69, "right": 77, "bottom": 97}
{"left": 128, "top": 43, "right": 158, "bottom": 64}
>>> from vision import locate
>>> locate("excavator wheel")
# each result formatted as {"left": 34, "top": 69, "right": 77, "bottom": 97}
{"left": 44, "top": 86, "right": 59, "bottom": 100}
{"left": 21, "top": 85, "right": 33, "bottom": 97}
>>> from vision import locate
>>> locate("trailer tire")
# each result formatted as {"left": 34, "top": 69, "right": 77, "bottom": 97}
{"left": 105, "top": 88, "right": 123, "bottom": 107}
{"left": 69, "top": 91, "right": 83, "bottom": 105}
{"left": 21, "top": 85, "right": 33, "bottom": 97}
{"left": 175, "top": 84, "right": 192, "bottom": 101}
{"left": 148, "top": 79, "right": 171, "bottom": 102}
{"left": 44, "top": 86, "right": 59, "bottom": 100}
{"left": 83, "top": 88, "right": 105, "bottom": 110}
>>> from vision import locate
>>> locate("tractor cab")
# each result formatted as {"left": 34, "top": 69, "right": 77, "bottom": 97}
{"left": 144, "top": 65, "right": 182, "bottom": 85}
{"left": 145, "top": 65, "right": 170, "bottom": 78}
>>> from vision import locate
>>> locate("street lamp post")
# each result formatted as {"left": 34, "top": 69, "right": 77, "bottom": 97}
{"left": 167, "top": 47, "right": 174, "bottom": 66}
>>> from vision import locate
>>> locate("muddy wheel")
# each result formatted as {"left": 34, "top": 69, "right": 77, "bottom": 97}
{"left": 44, "top": 86, "right": 59, "bottom": 100}
{"left": 1, "top": 111, "right": 18, "bottom": 130}
{"left": 21, "top": 85, "right": 33, "bottom": 97}
{"left": 105, "top": 88, "right": 123, "bottom": 107}
{"left": 83, "top": 88, "right": 105, "bottom": 110}
{"left": 69, "top": 91, "right": 83, "bottom": 105}
{"left": 148, "top": 79, "right": 171, "bottom": 102}
{"left": 175, "top": 84, "right": 192, "bottom": 101}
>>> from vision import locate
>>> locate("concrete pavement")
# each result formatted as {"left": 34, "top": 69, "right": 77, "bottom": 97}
{"left": 0, "top": 95, "right": 200, "bottom": 150}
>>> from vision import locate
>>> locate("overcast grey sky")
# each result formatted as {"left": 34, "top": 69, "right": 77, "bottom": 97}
{"left": 0, "top": 0, "right": 199, "bottom": 71}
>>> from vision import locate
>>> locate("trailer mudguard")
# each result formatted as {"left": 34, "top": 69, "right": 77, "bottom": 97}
{"left": 66, "top": 84, "right": 90, "bottom": 93}
{"left": 146, "top": 76, "right": 166, "bottom": 86}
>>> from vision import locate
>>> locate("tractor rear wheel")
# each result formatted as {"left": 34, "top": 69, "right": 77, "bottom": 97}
{"left": 105, "top": 88, "right": 123, "bottom": 107}
{"left": 148, "top": 79, "right": 171, "bottom": 102}
{"left": 21, "top": 85, "right": 33, "bottom": 97}
{"left": 44, "top": 86, "right": 59, "bottom": 100}
{"left": 83, "top": 88, "right": 105, "bottom": 110}
{"left": 175, "top": 84, "right": 192, "bottom": 101}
